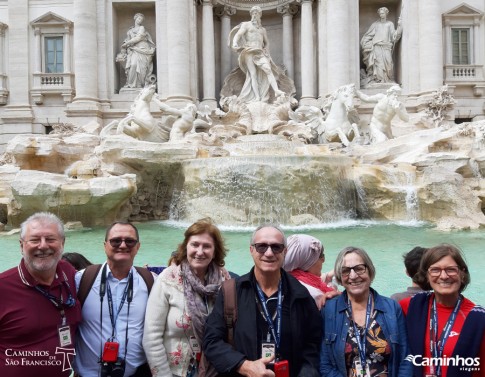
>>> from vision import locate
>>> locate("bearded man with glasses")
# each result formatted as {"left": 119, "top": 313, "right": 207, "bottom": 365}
{"left": 204, "top": 224, "right": 321, "bottom": 377}
{"left": 73, "top": 222, "right": 153, "bottom": 377}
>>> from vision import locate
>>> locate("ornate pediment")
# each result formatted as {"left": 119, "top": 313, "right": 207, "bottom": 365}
{"left": 443, "top": 3, "right": 484, "bottom": 21}
{"left": 30, "top": 12, "right": 73, "bottom": 28}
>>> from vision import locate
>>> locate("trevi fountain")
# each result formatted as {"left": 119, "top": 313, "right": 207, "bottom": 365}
{"left": 0, "top": 2, "right": 485, "bottom": 233}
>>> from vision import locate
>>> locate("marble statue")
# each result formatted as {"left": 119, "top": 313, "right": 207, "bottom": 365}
{"left": 100, "top": 85, "right": 169, "bottom": 142}
{"left": 360, "top": 7, "right": 402, "bottom": 86}
{"left": 116, "top": 13, "right": 156, "bottom": 88}
{"left": 159, "top": 102, "right": 198, "bottom": 141}
{"left": 426, "top": 85, "right": 456, "bottom": 128}
{"left": 355, "top": 85, "right": 409, "bottom": 143}
{"left": 229, "top": 6, "right": 285, "bottom": 103}
{"left": 317, "top": 84, "right": 360, "bottom": 146}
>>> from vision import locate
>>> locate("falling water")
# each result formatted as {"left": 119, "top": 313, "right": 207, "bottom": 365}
{"left": 169, "top": 154, "right": 358, "bottom": 226}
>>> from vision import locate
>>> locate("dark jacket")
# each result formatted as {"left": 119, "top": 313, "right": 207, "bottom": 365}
{"left": 406, "top": 292, "right": 485, "bottom": 377}
{"left": 203, "top": 268, "right": 322, "bottom": 377}
{"left": 320, "top": 288, "right": 412, "bottom": 377}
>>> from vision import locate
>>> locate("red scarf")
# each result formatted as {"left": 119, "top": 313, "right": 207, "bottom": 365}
{"left": 290, "top": 269, "right": 334, "bottom": 293}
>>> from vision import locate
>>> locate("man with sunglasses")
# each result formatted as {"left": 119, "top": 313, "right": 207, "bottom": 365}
{"left": 203, "top": 224, "right": 321, "bottom": 377}
{"left": 73, "top": 222, "right": 152, "bottom": 377}
{"left": 0, "top": 212, "right": 81, "bottom": 377}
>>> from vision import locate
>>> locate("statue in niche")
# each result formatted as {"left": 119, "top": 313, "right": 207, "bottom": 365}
{"left": 116, "top": 13, "right": 156, "bottom": 88}
{"left": 360, "top": 7, "right": 402, "bottom": 87}
{"left": 229, "top": 6, "right": 286, "bottom": 103}
{"left": 355, "top": 85, "right": 409, "bottom": 144}
{"left": 100, "top": 85, "right": 169, "bottom": 142}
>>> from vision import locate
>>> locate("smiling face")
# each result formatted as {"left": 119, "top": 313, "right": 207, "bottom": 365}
{"left": 21, "top": 220, "right": 64, "bottom": 278}
{"left": 250, "top": 227, "right": 286, "bottom": 276}
{"left": 428, "top": 255, "right": 463, "bottom": 303}
{"left": 104, "top": 223, "right": 140, "bottom": 269}
{"left": 186, "top": 233, "right": 215, "bottom": 278}
{"left": 341, "top": 252, "right": 371, "bottom": 300}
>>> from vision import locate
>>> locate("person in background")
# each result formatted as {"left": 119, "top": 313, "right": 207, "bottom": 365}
{"left": 390, "top": 246, "right": 427, "bottom": 302}
{"left": 0, "top": 212, "right": 81, "bottom": 377}
{"left": 283, "top": 234, "right": 339, "bottom": 309}
{"left": 203, "top": 224, "right": 321, "bottom": 377}
{"left": 320, "top": 246, "right": 411, "bottom": 377}
{"left": 143, "top": 218, "right": 231, "bottom": 377}
{"left": 74, "top": 221, "right": 152, "bottom": 377}
{"left": 400, "top": 244, "right": 485, "bottom": 377}
{"left": 62, "top": 252, "right": 93, "bottom": 271}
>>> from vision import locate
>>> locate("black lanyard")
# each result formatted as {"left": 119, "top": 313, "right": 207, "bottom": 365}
{"left": 18, "top": 264, "right": 75, "bottom": 325}
{"left": 429, "top": 295, "right": 462, "bottom": 376}
{"left": 99, "top": 264, "right": 133, "bottom": 360}
{"left": 255, "top": 280, "right": 283, "bottom": 352}
{"left": 346, "top": 292, "right": 373, "bottom": 371}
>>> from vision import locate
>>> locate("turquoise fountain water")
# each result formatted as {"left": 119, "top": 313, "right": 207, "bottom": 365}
{"left": 1, "top": 221, "right": 483, "bottom": 305}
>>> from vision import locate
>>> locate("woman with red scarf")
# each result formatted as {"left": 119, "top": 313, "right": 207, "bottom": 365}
{"left": 283, "top": 234, "right": 339, "bottom": 309}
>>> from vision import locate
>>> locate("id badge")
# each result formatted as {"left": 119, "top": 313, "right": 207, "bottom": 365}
{"left": 189, "top": 336, "right": 201, "bottom": 353}
{"left": 261, "top": 342, "right": 275, "bottom": 359}
{"left": 58, "top": 325, "right": 72, "bottom": 347}
{"left": 354, "top": 358, "right": 371, "bottom": 377}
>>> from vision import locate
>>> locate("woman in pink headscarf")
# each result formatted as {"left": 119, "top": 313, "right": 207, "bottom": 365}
{"left": 283, "top": 234, "right": 339, "bottom": 309}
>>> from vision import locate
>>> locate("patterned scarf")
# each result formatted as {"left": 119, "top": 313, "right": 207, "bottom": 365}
{"left": 181, "top": 260, "right": 225, "bottom": 346}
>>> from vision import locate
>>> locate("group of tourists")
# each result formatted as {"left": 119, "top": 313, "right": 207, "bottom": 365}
{"left": 0, "top": 211, "right": 483, "bottom": 377}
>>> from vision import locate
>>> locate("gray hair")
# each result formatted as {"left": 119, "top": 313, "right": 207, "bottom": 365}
{"left": 250, "top": 224, "right": 287, "bottom": 246}
{"left": 20, "top": 212, "right": 65, "bottom": 240}
{"left": 334, "top": 246, "right": 376, "bottom": 284}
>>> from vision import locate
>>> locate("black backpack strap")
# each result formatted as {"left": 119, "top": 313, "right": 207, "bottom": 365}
{"left": 135, "top": 266, "right": 154, "bottom": 294}
{"left": 77, "top": 264, "right": 154, "bottom": 307}
{"left": 222, "top": 279, "right": 237, "bottom": 346}
{"left": 77, "top": 264, "right": 102, "bottom": 307}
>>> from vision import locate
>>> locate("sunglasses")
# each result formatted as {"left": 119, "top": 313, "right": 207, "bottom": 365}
{"left": 108, "top": 237, "right": 138, "bottom": 248}
{"left": 252, "top": 243, "right": 286, "bottom": 254}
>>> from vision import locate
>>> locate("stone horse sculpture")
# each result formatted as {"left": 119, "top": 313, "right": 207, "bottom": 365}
{"left": 317, "top": 84, "right": 360, "bottom": 146}
{"left": 100, "top": 85, "right": 169, "bottom": 142}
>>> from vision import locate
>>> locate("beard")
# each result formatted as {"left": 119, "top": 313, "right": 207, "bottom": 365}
{"left": 23, "top": 248, "right": 63, "bottom": 273}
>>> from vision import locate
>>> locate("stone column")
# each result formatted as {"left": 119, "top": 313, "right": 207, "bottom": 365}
{"left": 299, "top": 0, "right": 315, "bottom": 103}
{"left": 216, "top": 6, "right": 235, "bottom": 85}
{"left": 166, "top": 0, "right": 192, "bottom": 103}
{"left": 317, "top": 0, "right": 327, "bottom": 98}
{"left": 326, "top": 0, "right": 349, "bottom": 92}
{"left": 0, "top": 22, "right": 8, "bottom": 105}
{"left": 277, "top": 4, "right": 298, "bottom": 80}
{"left": 1, "top": 0, "right": 33, "bottom": 149}
{"left": 33, "top": 27, "right": 41, "bottom": 73}
{"left": 201, "top": 0, "right": 216, "bottom": 108}
{"left": 71, "top": 0, "right": 99, "bottom": 102}
{"left": 418, "top": 0, "right": 442, "bottom": 92}
{"left": 63, "top": 25, "right": 72, "bottom": 73}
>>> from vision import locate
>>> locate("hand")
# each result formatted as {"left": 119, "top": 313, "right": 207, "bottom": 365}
{"left": 237, "top": 355, "right": 275, "bottom": 377}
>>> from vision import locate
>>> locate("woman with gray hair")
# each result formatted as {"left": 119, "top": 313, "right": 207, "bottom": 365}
{"left": 283, "top": 234, "right": 337, "bottom": 309}
{"left": 320, "top": 246, "right": 411, "bottom": 377}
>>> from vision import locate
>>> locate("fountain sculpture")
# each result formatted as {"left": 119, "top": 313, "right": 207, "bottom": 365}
{"left": 0, "top": 7, "right": 485, "bottom": 232}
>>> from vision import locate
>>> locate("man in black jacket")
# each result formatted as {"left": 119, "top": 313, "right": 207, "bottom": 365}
{"left": 203, "top": 224, "right": 322, "bottom": 377}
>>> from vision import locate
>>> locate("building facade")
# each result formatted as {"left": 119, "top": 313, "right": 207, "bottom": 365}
{"left": 0, "top": 0, "right": 484, "bottom": 151}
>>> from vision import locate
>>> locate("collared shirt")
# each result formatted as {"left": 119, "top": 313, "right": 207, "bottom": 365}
{"left": 0, "top": 259, "right": 81, "bottom": 377}
{"left": 73, "top": 263, "right": 149, "bottom": 377}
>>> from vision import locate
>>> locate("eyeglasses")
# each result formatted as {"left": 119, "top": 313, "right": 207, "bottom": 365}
{"left": 22, "top": 237, "right": 60, "bottom": 245}
{"left": 341, "top": 264, "right": 367, "bottom": 277}
{"left": 252, "top": 243, "right": 286, "bottom": 254}
{"left": 108, "top": 237, "right": 138, "bottom": 248}
{"left": 428, "top": 266, "right": 461, "bottom": 277}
